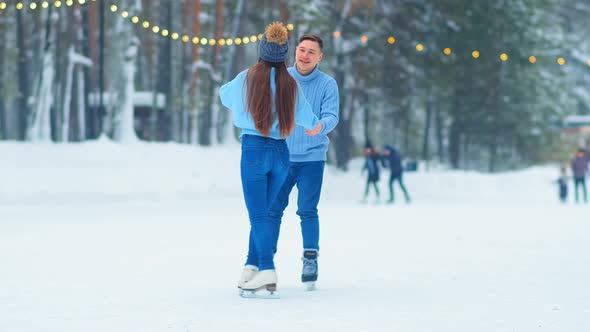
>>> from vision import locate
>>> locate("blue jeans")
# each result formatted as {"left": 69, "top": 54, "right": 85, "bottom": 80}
{"left": 268, "top": 161, "right": 325, "bottom": 253}
{"left": 240, "top": 135, "right": 290, "bottom": 271}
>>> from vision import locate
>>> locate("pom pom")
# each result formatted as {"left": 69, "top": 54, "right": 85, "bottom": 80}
{"left": 265, "top": 22, "right": 288, "bottom": 45}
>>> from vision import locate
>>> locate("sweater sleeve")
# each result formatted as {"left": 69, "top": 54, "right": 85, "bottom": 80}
{"left": 318, "top": 78, "right": 340, "bottom": 135}
{"left": 219, "top": 70, "right": 247, "bottom": 111}
{"left": 294, "top": 84, "right": 320, "bottom": 130}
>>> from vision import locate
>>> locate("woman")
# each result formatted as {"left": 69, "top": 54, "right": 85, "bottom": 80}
{"left": 219, "top": 22, "right": 322, "bottom": 295}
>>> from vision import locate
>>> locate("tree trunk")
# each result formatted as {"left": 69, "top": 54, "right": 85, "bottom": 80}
{"left": 158, "top": 1, "right": 173, "bottom": 141}
{"left": 435, "top": 106, "right": 444, "bottom": 163}
{"left": 220, "top": 0, "right": 245, "bottom": 144}
{"left": 277, "top": 0, "right": 290, "bottom": 22}
{"left": 333, "top": 48, "right": 350, "bottom": 170}
{"left": 463, "top": 132, "right": 470, "bottom": 170}
{"left": 422, "top": 94, "right": 433, "bottom": 162}
{"left": 449, "top": 72, "right": 465, "bottom": 169}
{"left": 16, "top": 9, "right": 30, "bottom": 140}
{"left": 487, "top": 12, "right": 504, "bottom": 173}
{"left": 72, "top": 4, "right": 85, "bottom": 141}
{"left": 200, "top": 0, "right": 224, "bottom": 146}
{"left": 488, "top": 75, "right": 500, "bottom": 173}
{"left": 30, "top": 6, "right": 57, "bottom": 142}
{"left": 449, "top": 119, "right": 461, "bottom": 169}
{"left": 81, "top": 4, "right": 95, "bottom": 139}
{"left": 363, "top": 89, "right": 369, "bottom": 143}
{"left": 0, "top": 12, "right": 5, "bottom": 139}
{"left": 142, "top": 0, "right": 159, "bottom": 141}
{"left": 190, "top": 0, "right": 201, "bottom": 144}
{"left": 402, "top": 104, "right": 410, "bottom": 155}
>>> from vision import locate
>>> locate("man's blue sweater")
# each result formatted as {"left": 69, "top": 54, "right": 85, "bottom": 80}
{"left": 286, "top": 65, "right": 340, "bottom": 162}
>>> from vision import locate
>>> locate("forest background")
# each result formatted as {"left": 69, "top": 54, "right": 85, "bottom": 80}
{"left": 1, "top": 0, "right": 589, "bottom": 172}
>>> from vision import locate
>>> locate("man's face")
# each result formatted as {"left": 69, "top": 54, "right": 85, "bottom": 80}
{"left": 295, "top": 39, "right": 323, "bottom": 75}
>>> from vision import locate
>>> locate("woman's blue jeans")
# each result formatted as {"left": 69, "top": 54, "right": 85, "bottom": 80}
{"left": 240, "top": 134, "right": 289, "bottom": 271}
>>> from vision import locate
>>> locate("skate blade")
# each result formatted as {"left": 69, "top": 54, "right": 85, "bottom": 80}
{"left": 304, "top": 282, "right": 316, "bottom": 291}
{"left": 239, "top": 289, "right": 280, "bottom": 299}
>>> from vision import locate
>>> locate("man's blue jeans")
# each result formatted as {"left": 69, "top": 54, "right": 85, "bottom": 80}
{"left": 240, "top": 135, "right": 289, "bottom": 271}
{"left": 268, "top": 161, "right": 325, "bottom": 253}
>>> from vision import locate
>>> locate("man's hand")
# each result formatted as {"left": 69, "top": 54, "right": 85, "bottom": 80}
{"left": 305, "top": 121, "right": 322, "bottom": 136}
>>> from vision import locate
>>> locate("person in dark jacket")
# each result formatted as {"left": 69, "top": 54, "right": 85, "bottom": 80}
{"left": 556, "top": 165, "right": 569, "bottom": 203}
{"left": 361, "top": 143, "right": 381, "bottom": 203}
{"left": 382, "top": 145, "right": 411, "bottom": 204}
{"left": 571, "top": 148, "right": 588, "bottom": 203}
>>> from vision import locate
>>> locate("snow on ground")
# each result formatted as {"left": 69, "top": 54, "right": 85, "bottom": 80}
{"left": 1, "top": 139, "right": 589, "bottom": 332}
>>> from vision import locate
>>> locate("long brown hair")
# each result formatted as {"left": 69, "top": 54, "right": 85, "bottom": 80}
{"left": 246, "top": 60, "right": 297, "bottom": 137}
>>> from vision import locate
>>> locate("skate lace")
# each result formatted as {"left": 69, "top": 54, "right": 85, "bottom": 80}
{"left": 302, "top": 257, "right": 317, "bottom": 275}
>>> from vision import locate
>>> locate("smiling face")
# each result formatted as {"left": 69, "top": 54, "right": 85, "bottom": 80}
{"left": 295, "top": 39, "right": 323, "bottom": 75}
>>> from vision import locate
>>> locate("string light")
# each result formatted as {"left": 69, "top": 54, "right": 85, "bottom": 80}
{"left": 95, "top": 2, "right": 295, "bottom": 48}
{"left": 3, "top": 2, "right": 587, "bottom": 60}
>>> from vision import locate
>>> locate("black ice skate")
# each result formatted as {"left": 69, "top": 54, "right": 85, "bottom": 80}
{"left": 301, "top": 249, "right": 318, "bottom": 291}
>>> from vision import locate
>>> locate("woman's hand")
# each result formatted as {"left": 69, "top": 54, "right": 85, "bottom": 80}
{"left": 305, "top": 121, "right": 322, "bottom": 136}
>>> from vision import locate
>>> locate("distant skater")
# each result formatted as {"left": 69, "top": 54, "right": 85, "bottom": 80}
{"left": 556, "top": 165, "right": 569, "bottom": 203}
{"left": 382, "top": 145, "right": 411, "bottom": 204}
{"left": 571, "top": 148, "right": 588, "bottom": 203}
{"left": 362, "top": 143, "right": 381, "bottom": 204}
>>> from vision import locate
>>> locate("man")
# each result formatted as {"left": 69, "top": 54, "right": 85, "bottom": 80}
{"left": 268, "top": 34, "right": 340, "bottom": 290}
{"left": 571, "top": 147, "right": 588, "bottom": 203}
{"left": 382, "top": 145, "right": 411, "bottom": 204}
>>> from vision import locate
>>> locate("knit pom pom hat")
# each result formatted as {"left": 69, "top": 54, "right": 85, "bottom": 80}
{"left": 259, "top": 22, "right": 289, "bottom": 63}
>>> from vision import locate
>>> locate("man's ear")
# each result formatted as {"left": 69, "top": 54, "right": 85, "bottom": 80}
{"left": 318, "top": 53, "right": 323, "bottom": 62}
